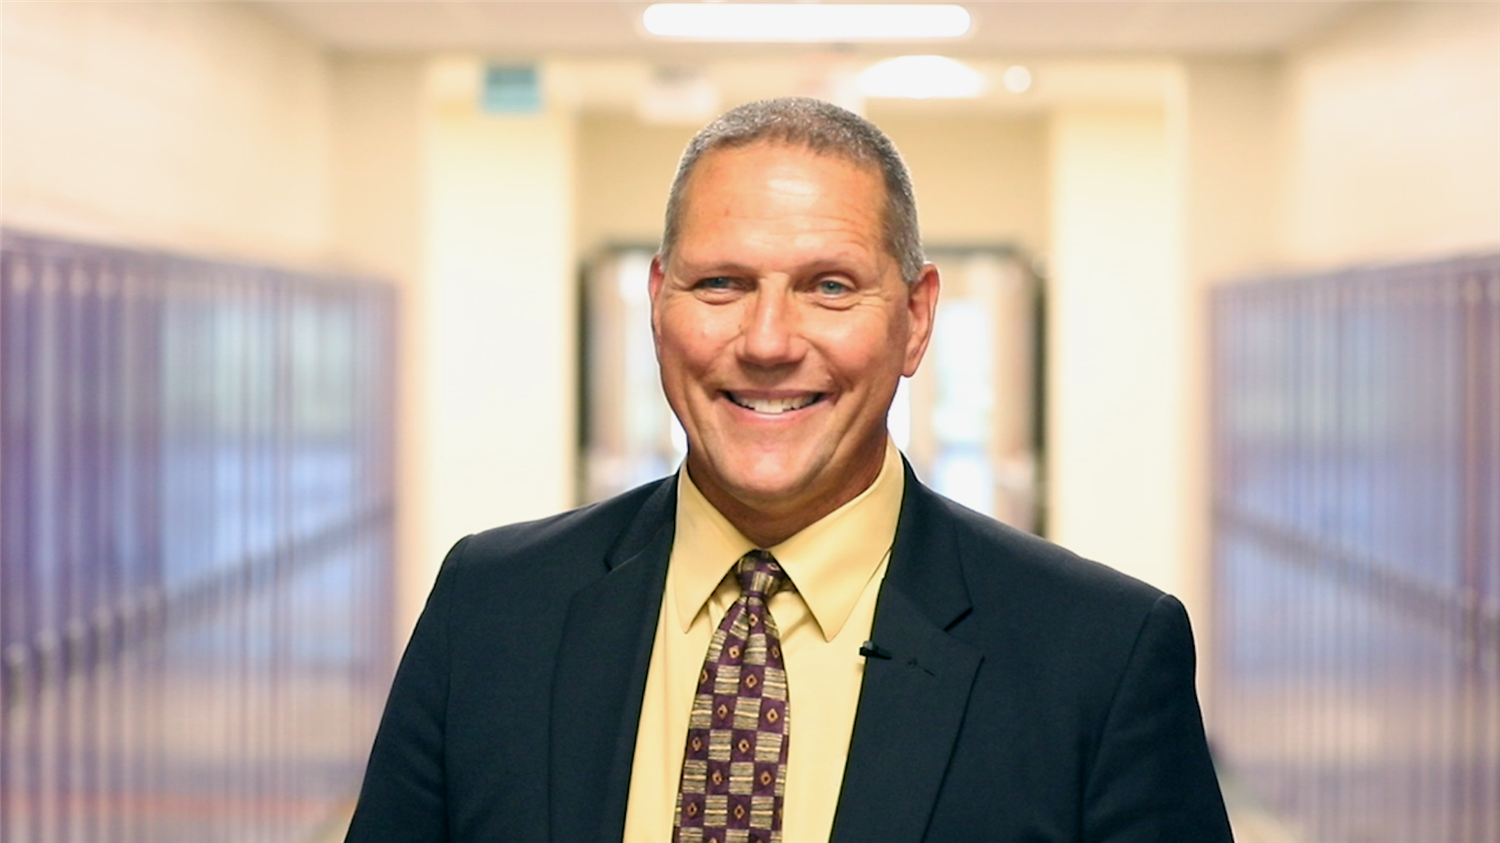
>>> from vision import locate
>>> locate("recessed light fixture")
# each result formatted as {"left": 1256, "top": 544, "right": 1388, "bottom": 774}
{"left": 859, "top": 55, "right": 984, "bottom": 99}
{"left": 1003, "top": 65, "right": 1033, "bottom": 94}
{"left": 639, "top": 66, "right": 721, "bottom": 125}
{"left": 641, "top": 3, "right": 972, "bottom": 41}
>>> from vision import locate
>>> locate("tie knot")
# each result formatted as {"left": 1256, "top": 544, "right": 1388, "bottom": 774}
{"left": 736, "top": 550, "right": 789, "bottom": 601}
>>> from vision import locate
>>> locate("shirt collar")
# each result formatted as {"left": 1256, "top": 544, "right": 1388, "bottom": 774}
{"left": 671, "top": 439, "right": 905, "bottom": 641}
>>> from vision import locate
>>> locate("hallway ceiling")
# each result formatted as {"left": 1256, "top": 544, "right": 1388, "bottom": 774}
{"left": 256, "top": 1, "right": 1370, "bottom": 58}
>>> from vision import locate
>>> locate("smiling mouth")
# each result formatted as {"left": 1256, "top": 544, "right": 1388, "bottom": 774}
{"left": 725, "top": 392, "right": 824, "bottom": 414}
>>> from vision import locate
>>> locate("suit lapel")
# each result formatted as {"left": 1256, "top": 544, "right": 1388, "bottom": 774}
{"left": 830, "top": 468, "right": 983, "bottom": 843}
{"left": 549, "top": 479, "right": 676, "bottom": 843}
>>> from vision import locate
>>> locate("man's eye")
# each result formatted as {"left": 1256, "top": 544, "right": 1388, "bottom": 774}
{"left": 817, "top": 279, "right": 851, "bottom": 296}
{"left": 696, "top": 277, "right": 734, "bottom": 290}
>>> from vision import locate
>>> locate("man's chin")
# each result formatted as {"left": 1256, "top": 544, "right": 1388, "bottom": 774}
{"left": 693, "top": 459, "right": 822, "bottom": 515}
{"left": 721, "top": 473, "right": 814, "bottom": 509}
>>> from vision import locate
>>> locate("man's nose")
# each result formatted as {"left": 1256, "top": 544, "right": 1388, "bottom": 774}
{"left": 739, "top": 290, "right": 804, "bottom": 367}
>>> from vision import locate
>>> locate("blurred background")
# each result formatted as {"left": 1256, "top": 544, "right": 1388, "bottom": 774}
{"left": 1, "top": 2, "right": 1496, "bottom": 841}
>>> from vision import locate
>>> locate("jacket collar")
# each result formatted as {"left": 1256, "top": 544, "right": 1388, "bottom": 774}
{"left": 548, "top": 476, "right": 677, "bottom": 842}
{"left": 830, "top": 460, "right": 984, "bottom": 843}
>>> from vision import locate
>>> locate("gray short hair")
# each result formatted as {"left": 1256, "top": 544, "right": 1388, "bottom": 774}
{"left": 660, "top": 97, "right": 924, "bottom": 284}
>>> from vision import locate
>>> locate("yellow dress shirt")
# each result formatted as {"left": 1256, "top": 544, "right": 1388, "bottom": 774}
{"left": 622, "top": 440, "right": 904, "bottom": 843}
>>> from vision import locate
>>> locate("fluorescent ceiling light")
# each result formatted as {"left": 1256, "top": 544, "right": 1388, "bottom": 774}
{"left": 859, "top": 55, "right": 984, "bottom": 99}
{"left": 642, "top": 4, "right": 971, "bottom": 41}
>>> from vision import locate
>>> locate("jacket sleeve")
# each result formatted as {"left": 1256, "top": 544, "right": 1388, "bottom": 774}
{"left": 1082, "top": 593, "right": 1235, "bottom": 842}
{"left": 345, "top": 537, "right": 469, "bottom": 843}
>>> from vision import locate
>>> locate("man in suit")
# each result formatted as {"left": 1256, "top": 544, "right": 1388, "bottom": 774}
{"left": 347, "top": 97, "right": 1233, "bottom": 843}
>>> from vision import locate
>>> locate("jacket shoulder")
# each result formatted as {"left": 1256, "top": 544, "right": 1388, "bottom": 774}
{"left": 903, "top": 490, "right": 1230, "bottom": 842}
{"left": 934, "top": 493, "right": 1166, "bottom": 610}
{"left": 449, "top": 477, "right": 672, "bottom": 569}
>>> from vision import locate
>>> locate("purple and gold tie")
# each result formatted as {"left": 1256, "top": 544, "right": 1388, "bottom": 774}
{"left": 673, "top": 550, "right": 791, "bottom": 843}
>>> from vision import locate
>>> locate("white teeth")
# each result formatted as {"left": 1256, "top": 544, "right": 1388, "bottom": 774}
{"left": 729, "top": 393, "right": 820, "bottom": 414}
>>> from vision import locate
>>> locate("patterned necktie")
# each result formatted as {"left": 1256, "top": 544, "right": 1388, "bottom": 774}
{"left": 673, "top": 550, "right": 792, "bottom": 843}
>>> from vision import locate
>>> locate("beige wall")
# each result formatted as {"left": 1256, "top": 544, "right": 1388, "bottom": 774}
{"left": 1, "top": 1, "right": 331, "bottom": 265}
{"left": 1277, "top": 1, "right": 1500, "bottom": 269}
{"left": 1179, "top": 59, "right": 1282, "bottom": 286}
{"left": 327, "top": 57, "right": 427, "bottom": 280}
{"left": 325, "top": 56, "right": 432, "bottom": 639}
{"left": 575, "top": 113, "right": 692, "bottom": 257}
{"left": 878, "top": 112, "right": 1050, "bottom": 257}
{"left": 1046, "top": 106, "right": 1188, "bottom": 603}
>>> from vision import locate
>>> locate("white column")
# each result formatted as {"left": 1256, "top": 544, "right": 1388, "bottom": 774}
{"left": 419, "top": 63, "right": 578, "bottom": 603}
{"left": 1046, "top": 106, "right": 1188, "bottom": 601}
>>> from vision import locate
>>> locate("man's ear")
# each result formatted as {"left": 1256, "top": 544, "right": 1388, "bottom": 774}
{"left": 648, "top": 253, "right": 667, "bottom": 342}
{"left": 902, "top": 263, "right": 940, "bottom": 377}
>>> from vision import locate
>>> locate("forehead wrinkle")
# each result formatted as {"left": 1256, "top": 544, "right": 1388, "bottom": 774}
{"left": 697, "top": 144, "right": 875, "bottom": 202}
{"left": 677, "top": 219, "right": 882, "bottom": 272}
{"left": 672, "top": 145, "right": 893, "bottom": 278}
{"left": 691, "top": 185, "right": 877, "bottom": 239}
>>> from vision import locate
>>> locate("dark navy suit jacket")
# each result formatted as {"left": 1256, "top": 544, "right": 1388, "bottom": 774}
{"left": 347, "top": 464, "right": 1233, "bottom": 842}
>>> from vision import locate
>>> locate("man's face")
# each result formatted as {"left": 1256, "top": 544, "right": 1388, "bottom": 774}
{"left": 650, "top": 142, "right": 938, "bottom": 539}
